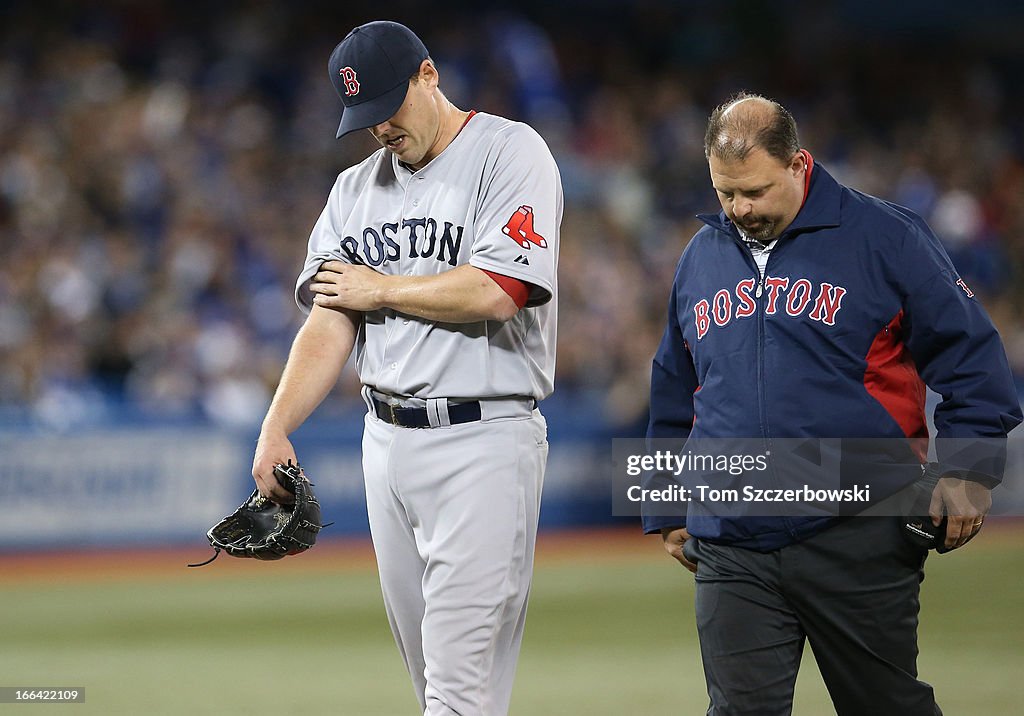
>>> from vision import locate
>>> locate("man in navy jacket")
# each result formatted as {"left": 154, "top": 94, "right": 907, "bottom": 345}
{"left": 646, "top": 92, "right": 1021, "bottom": 715}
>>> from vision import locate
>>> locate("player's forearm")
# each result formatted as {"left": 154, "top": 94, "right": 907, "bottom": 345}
{"left": 375, "top": 265, "right": 518, "bottom": 323}
{"left": 261, "top": 305, "right": 359, "bottom": 436}
{"left": 310, "top": 258, "right": 521, "bottom": 322}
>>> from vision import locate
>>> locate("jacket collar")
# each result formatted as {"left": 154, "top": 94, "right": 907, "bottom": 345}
{"left": 697, "top": 161, "right": 843, "bottom": 240}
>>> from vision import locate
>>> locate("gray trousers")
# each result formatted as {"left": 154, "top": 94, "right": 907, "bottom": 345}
{"left": 362, "top": 410, "right": 548, "bottom": 716}
{"left": 684, "top": 516, "right": 942, "bottom": 716}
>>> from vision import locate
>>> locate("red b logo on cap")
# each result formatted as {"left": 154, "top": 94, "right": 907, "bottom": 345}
{"left": 338, "top": 67, "right": 360, "bottom": 96}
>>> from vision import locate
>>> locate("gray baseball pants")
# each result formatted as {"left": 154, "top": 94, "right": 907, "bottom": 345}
{"left": 362, "top": 407, "right": 547, "bottom": 716}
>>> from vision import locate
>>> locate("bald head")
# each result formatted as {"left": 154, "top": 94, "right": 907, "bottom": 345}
{"left": 704, "top": 92, "right": 800, "bottom": 164}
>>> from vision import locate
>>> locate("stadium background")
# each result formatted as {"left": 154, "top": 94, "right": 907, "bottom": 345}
{"left": 1, "top": 0, "right": 1022, "bottom": 713}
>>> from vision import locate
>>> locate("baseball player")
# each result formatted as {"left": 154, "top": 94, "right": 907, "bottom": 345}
{"left": 251, "top": 21, "right": 561, "bottom": 716}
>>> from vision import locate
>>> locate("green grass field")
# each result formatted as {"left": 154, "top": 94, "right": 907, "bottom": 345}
{"left": 1, "top": 528, "right": 1021, "bottom": 715}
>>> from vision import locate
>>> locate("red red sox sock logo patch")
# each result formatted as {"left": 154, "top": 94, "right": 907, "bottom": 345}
{"left": 502, "top": 205, "right": 547, "bottom": 249}
{"left": 338, "top": 67, "right": 360, "bottom": 96}
{"left": 693, "top": 277, "right": 847, "bottom": 339}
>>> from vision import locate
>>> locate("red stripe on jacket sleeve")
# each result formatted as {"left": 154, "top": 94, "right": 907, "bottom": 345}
{"left": 863, "top": 310, "right": 929, "bottom": 461}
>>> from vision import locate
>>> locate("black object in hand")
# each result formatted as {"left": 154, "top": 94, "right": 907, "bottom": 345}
{"left": 900, "top": 462, "right": 955, "bottom": 554}
{"left": 901, "top": 513, "right": 952, "bottom": 553}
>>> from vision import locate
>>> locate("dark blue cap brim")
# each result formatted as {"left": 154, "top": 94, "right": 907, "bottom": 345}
{"left": 336, "top": 80, "right": 411, "bottom": 139}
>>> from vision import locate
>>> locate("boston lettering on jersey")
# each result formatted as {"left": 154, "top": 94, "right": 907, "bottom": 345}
{"left": 340, "top": 218, "right": 465, "bottom": 267}
{"left": 694, "top": 276, "right": 847, "bottom": 340}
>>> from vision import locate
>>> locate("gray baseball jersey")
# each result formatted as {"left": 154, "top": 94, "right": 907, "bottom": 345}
{"left": 296, "top": 112, "right": 561, "bottom": 401}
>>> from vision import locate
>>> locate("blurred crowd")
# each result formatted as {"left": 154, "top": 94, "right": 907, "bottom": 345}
{"left": 1, "top": 1, "right": 1022, "bottom": 430}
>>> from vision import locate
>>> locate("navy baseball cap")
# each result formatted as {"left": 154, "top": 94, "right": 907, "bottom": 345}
{"left": 328, "top": 21, "right": 429, "bottom": 139}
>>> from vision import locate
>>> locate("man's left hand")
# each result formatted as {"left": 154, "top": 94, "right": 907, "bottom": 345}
{"left": 661, "top": 527, "right": 697, "bottom": 573}
{"left": 929, "top": 476, "right": 992, "bottom": 551}
{"left": 311, "top": 261, "right": 388, "bottom": 312}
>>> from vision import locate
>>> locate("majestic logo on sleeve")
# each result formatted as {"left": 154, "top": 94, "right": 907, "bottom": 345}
{"left": 693, "top": 277, "right": 847, "bottom": 340}
{"left": 338, "top": 67, "right": 360, "bottom": 96}
{"left": 502, "top": 205, "right": 547, "bottom": 249}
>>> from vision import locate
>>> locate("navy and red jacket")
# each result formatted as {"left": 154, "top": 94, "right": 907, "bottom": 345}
{"left": 643, "top": 161, "right": 1022, "bottom": 549}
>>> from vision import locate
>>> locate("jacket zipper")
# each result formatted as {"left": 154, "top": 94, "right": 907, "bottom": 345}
{"left": 737, "top": 234, "right": 790, "bottom": 525}
{"left": 752, "top": 237, "right": 800, "bottom": 533}
{"left": 733, "top": 236, "right": 770, "bottom": 435}
{"left": 756, "top": 255, "right": 770, "bottom": 441}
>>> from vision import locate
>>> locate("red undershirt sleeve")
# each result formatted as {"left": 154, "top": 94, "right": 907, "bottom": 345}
{"left": 482, "top": 270, "right": 530, "bottom": 309}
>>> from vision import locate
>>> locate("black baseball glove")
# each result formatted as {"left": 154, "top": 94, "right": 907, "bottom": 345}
{"left": 188, "top": 461, "right": 326, "bottom": 567}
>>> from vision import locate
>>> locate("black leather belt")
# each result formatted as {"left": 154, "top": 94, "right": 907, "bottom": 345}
{"left": 371, "top": 395, "right": 482, "bottom": 428}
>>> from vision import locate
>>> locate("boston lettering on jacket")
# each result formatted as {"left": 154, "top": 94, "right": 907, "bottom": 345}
{"left": 694, "top": 277, "right": 847, "bottom": 340}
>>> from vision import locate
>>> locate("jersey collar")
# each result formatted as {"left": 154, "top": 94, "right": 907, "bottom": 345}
{"left": 391, "top": 109, "right": 479, "bottom": 182}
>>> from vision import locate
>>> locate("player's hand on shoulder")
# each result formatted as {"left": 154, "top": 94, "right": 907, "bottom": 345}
{"left": 315, "top": 260, "right": 349, "bottom": 276}
{"left": 311, "top": 261, "right": 386, "bottom": 312}
{"left": 253, "top": 430, "right": 299, "bottom": 504}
